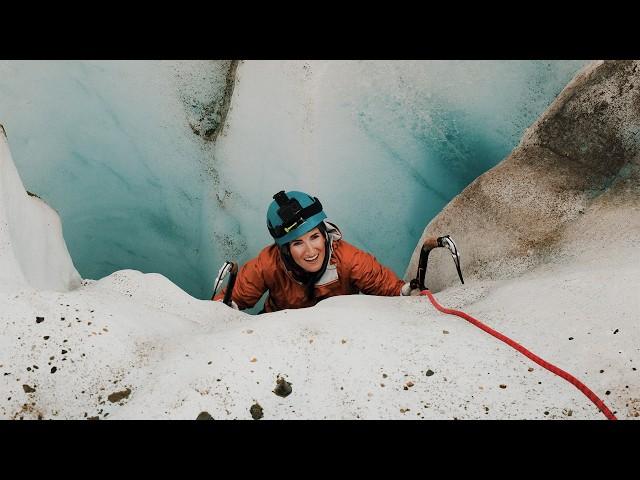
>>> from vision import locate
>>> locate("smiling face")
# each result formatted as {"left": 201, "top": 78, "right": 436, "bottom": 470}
{"left": 288, "top": 227, "right": 326, "bottom": 273}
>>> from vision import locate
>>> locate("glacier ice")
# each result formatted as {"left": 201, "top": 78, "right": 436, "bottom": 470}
{"left": 0, "top": 60, "right": 587, "bottom": 299}
{"left": 0, "top": 126, "right": 81, "bottom": 291}
{"left": 1, "top": 60, "right": 639, "bottom": 420}
{"left": 0, "top": 60, "right": 234, "bottom": 298}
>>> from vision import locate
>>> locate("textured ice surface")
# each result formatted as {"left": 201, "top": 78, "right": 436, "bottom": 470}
{"left": 0, "top": 60, "right": 587, "bottom": 299}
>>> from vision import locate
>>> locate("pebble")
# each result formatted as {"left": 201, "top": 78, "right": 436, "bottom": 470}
{"left": 273, "top": 376, "right": 293, "bottom": 398}
{"left": 250, "top": 402, "right": 264, "bottom": 420}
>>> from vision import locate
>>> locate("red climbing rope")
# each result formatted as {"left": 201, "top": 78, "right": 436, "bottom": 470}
{"left": 420, "top": 289, "right": 617, "bottom": 420}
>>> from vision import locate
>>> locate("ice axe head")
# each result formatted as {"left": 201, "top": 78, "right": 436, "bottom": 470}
{"left": 438, "top": 235, "right": 464, "bottom": 285}
{"left": 211, "top": 261, "right": 238, "bottom": 305}
{"left": 416, "top": 235, "right": 464, "bottom": 290}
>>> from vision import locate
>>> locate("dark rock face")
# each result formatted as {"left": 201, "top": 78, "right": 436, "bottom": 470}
{"left": 180, "top": 60, "right": 239, "bottom": 143}
{"left": 528, "top": 61, "right": 639, "bottom": 178}
{"left": 407, "top": 60, "right": 640, "bottom": 291}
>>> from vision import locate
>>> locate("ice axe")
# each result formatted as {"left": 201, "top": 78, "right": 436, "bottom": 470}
{"left": 412, "top": 235, "right": 464, "bottom": 291}
{"left": 211, "top": 261, "right": 238, "bottom": 306}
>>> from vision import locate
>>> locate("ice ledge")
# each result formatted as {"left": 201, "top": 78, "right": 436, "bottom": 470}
{"left": 0, "top": 124, "right": 81, "bottom": 292}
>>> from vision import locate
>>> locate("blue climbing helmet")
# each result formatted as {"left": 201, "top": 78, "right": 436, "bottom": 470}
{"left": 267, "top": 190, "right": 327, "bottom": 246}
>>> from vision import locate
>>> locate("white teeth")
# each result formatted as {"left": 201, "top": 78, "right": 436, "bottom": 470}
{"left": 305, "top": 254, "right": 319, "bottom": 261}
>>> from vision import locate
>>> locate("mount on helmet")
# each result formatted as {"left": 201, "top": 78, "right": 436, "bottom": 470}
{"left": 267, "top": 190, "right": 327, "bottom": 245}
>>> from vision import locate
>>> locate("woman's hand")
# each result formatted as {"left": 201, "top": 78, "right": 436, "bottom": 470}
{"left": 401, "top": 280, "right": 422, "bottom": 296}
{"left": 215, "top": 298, "right": 240, "bottom": 310}
{"left": 423, "top": 236, "right": 439, "bottom": 250}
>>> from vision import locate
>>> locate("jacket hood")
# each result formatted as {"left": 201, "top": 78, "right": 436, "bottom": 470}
{"left": 324, "top": 220, "right": 342, "bottom": 245}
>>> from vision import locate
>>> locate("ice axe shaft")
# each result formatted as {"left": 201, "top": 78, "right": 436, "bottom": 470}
{"left": 223, "top": 262, "right": 238, "bottom": 306}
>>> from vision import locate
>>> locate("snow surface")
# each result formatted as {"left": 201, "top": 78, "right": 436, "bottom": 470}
{"left": 1, "top": 124, "right": 637, "bottom": 419}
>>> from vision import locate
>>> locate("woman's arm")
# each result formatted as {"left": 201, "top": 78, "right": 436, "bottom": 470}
{"left": 346, "top": 237, "right": 441, "bottom": 297}
{"left": 347, "top": 245, "right": 405, "bottom": 296}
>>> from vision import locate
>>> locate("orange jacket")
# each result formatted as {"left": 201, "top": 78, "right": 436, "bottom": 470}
{"left": 214, "top": 223, "right": 405, "bottom": 312}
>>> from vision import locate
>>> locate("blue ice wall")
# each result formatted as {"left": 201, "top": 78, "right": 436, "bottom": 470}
{"left": 0, "top": 60, "right": 588, "bottom": 301}
{"left": 210, "top": 61, "right": 590, "bottom": 288}
{"left": 0, "top": 60, "right": 232, "bottom": 298}
{"left": 354, "top": 61, "right": 589, "bottom": 261}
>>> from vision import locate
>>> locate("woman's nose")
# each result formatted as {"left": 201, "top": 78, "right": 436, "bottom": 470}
{"left": 303, "top": 241, "right": 317, "bottom": 254}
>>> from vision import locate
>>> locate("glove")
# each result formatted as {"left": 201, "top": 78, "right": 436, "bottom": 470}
{"left": 215, "top": 298, "right": 239, "bottom": 310}
{"left": 400, "top": 280, "right": 422, "bottom": 296}
{"left": 423, "top": 236, "right": 440, "bottom": 250}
